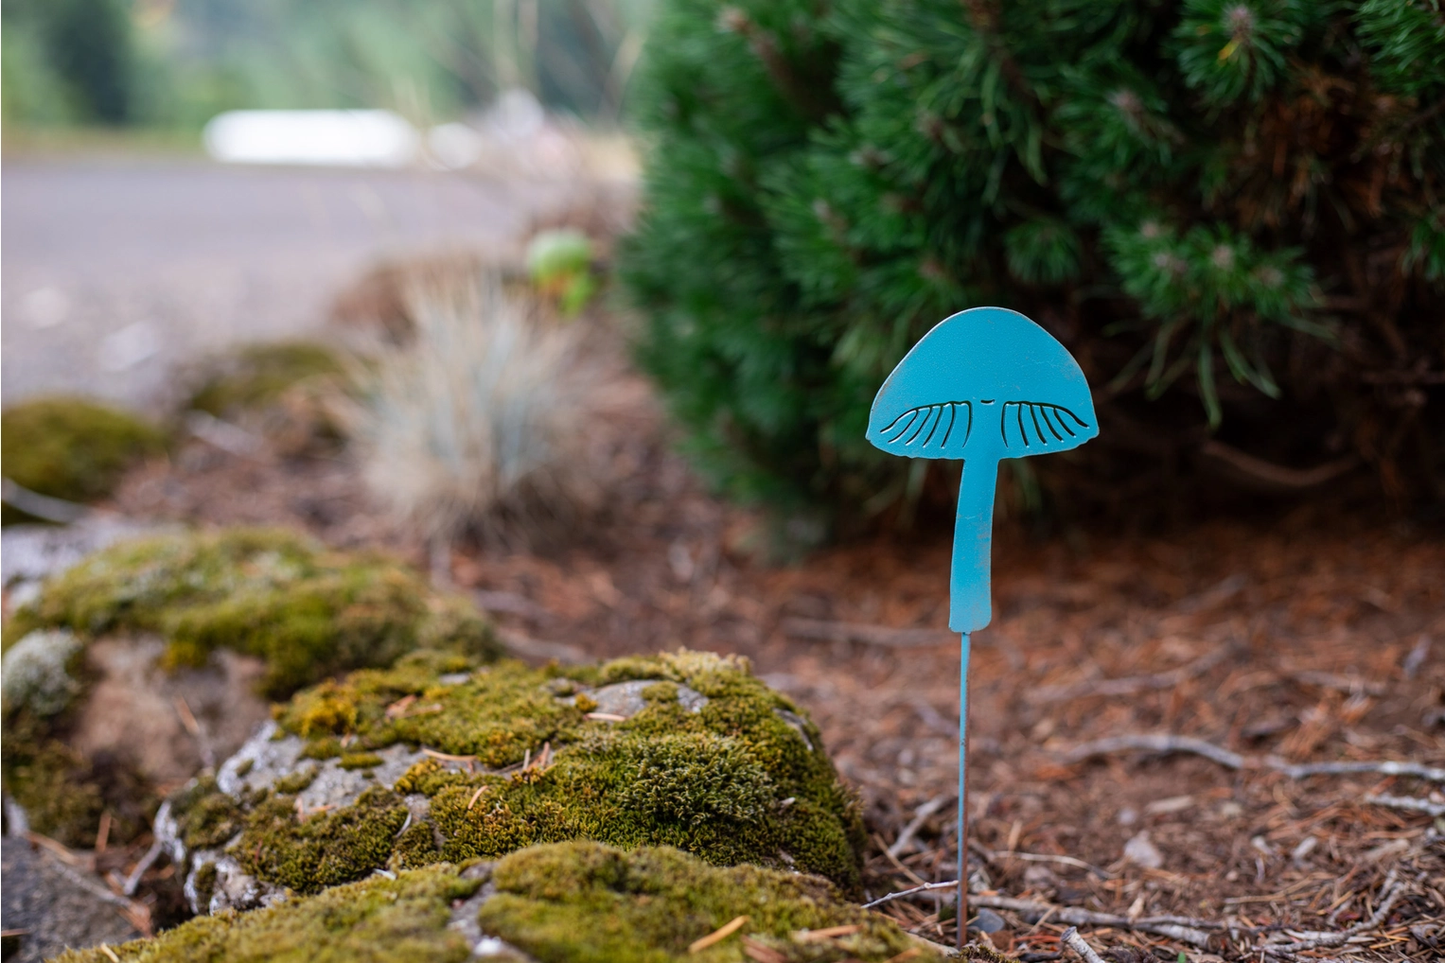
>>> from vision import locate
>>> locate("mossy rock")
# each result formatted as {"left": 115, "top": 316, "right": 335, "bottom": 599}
{"left": 2, "top": 528, "right": 499, "bottom": 847}
{"left": 54, "top": 842, "right": 963, "bottom": 963}
{"left": 167, "top": 650, "right": 866, "bottom": 910}
{"left": 1, "top": 396, "right": 166, "bottom": 524}
{"left": 186, "top": 341, "right": 346, "bottom": 418}
{"left": 1, "top": 527, "right": 497, "bottom": 694}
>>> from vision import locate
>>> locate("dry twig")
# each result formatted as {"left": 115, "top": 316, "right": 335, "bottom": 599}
{"left": 1029, "top": 645, "right": 1232, "bottom": 704}
{"left": 496, "top": 626, "right": 594, "bottom": 665}
{"left": 1364, "top": 793, "right": 1445, "bottom": 817}
{"left": 1059, "top": 926, "right": 1107, "bottom": 963}
{"left": 689, "top": 915, "right": 748, "bottom": 953}
{"left": 862, "top": 880, "right": 958, "bottom": 910}
{"left": 1259, "top": 867, "right": 1407, "bottom": 957}
{"left": 970, "top": 895, "right": 1215, "bottom": 947}
{"left": 887, "top": 794, "right": 951, "bottom": 859}
{"left": 1063, "top": 733, "right": 1445, "bottom": 783}
{"left": 781, "top": 618, "right": 956, "bottom": 648}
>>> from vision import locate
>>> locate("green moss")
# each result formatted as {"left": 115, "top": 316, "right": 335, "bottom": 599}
{"left": 273, "top": 766, "right": 319, "bottom": 796}
{"left": 192, "top": 861, "right": 219, "bottom": 908}
{"left": 240, "top": 787, "right": 410, "bottom": 893}
{"left": 255, "top": 650, "right": 865, "bottom": 896}
{"left": 52, "top": 864, "right": 479, "bottom": 963}
{"left": 187, "top": 341, "right": 346, "bottom": 417}
{"left": 390, "top": 818, "right": 444, "bottom": 870}
{"left": 339, "top": 751, "right": 384, "bottom": 770}
{"left": 0, "top": 713, "right": 152, "bottom": 847}
{"left": 1, "top": 528, "right": 499, "bottom": 695}
{"left": 3, "top": 733, "right": 105, "bottom": 845}
{"left": 483, "top": 841, "right": 938, "bottom": 963}
{"left": 53, "top": 845, "right": 959, "bottom": 963}
{"left": 171, "top": 777, "right": 246, "bottom": 850}
{"left": 300, "top": 737, "right": 344, "bottom": 761}
{"left": 2, "top": 529, "right": 495, "bottom": 848}
{"left": 1, "top": 396, "right": 166, "bottom": 524}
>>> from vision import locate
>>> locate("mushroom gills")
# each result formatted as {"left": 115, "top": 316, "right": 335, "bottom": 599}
{"left": 874, "top": 401, "right": 973, "bottom": 454}
{"left": 999, "top": 401, "right": 1089, "bottom": 450}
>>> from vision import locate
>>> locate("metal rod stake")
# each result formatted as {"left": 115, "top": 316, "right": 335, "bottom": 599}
{"left": 957, "top": 630, "right": 970, "bottom": 950}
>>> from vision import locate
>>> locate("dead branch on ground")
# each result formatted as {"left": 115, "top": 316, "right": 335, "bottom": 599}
{"left": 782, "top": 618, "right": 956, "bottom": 648}
{"left": 1060, "top": 926, "right": 1107, "bottom": 963}
{"left": 1062, "top": 733, "right": 1445, "bottom": 783}
{"left": 1028, "top": 645, "right": 1233, "bottom": 704}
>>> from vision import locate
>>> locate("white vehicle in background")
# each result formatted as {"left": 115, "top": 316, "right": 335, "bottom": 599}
{"left": 203, "top": 109, "right": 420, "bottom": 168}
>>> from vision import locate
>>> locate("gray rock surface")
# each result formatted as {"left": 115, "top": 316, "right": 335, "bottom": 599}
{"left": 575, "top": 679, "right": 708, "bottom": 717}
{"left": 0, "top": 839, "right": 140, "bottom": 963}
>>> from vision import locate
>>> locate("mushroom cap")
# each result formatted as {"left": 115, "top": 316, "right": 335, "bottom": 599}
{"left": 866, "top": 307, "right": 1097, "bottom": 461}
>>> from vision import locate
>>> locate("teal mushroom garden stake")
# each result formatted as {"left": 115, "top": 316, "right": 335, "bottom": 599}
{"left": 866, "top": 307, "right": 1098, "bottom": 945}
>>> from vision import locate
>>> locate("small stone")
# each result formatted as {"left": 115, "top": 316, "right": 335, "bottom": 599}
{"left": 1143, "top": 794, "right": 1193, "bottom": 816}
{"left": 1117, "top": 806, "right": 1138, "bottom": 827}
{"left": 1123, "top": 830, "right": 1163, "bottom": 869}
{"left": 1022, "top": 864, "right": 1060, "bottom": 890}
{"left": 972, "top": 907, "right": 1007, "bottom": 933}
{"left": 576, "top": 679, "right": 708, "bottom": 718}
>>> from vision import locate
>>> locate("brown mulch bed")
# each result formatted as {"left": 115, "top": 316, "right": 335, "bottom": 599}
{"left": 105, "top": 362, "right": 1445, "bottom": 962}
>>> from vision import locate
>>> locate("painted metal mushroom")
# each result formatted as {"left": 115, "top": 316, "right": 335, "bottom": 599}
{"left": 866, "top": 306, "right": 1097, "bottom": 943}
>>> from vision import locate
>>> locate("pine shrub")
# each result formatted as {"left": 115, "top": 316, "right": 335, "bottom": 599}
{"left": 622, "top": 0, "right": 1445, "bottom": 527}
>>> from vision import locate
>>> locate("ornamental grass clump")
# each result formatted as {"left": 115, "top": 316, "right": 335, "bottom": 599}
{"left": 623, "top": 0, "right": 1445, "bottom": 522}
{"left": 345, "top": 274, "right": 598, "bottom": 547}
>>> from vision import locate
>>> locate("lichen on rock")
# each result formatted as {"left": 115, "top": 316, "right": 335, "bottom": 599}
{"left": 1, "top": 628, "right": 85, "bottom": 717}
{"left": 165, "top": 649, "right": 865, "bottom": 911}
{"left": 53, "top": 843, "right": 955, "bottom": 963}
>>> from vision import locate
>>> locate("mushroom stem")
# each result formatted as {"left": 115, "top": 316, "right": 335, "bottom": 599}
{"left": 957, "top": 629, "right": 971, "bottom": 950}
{"left": 949, "top": 460, "right": 999, "bottom": 633}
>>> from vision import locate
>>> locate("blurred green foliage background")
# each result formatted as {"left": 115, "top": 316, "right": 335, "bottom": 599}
{"left": 1, "top": 0, "right": 654, "bottom": 130}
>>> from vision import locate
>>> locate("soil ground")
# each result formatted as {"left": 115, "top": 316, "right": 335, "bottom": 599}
{"left": 95, "top": 336, "right": 1445, "bottom": 962}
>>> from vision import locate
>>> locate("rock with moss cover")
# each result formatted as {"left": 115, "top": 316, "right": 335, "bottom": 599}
{"left": 187, "top": 341, "right": 345, "bottom": 417}
{"left": 1, "top": 396, "right": 166, "bottom": 524}
{"left": 162, "top": 649, "right": 865, "bottom": 914}
{"left": 2, "top": 528, "right": 498, "bottom": 848}
{"left": 185, "top": 341, "right": 348, "bottom": 455}
{"left": 54, "top": 842, "right": 968, "bottom": 963}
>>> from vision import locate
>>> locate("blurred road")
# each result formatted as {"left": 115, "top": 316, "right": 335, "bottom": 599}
{"left": 3, "top": 156, "right": 564, "bottom": 407}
